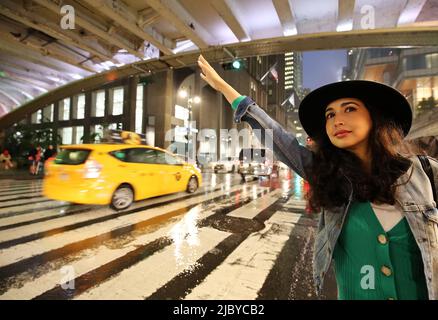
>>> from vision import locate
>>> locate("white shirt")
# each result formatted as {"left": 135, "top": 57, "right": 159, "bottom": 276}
{"left": 370, "top": 202, "right": 404, "bottom": 232}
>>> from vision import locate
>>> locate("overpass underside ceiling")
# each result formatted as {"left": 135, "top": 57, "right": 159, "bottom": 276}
{"left": 1, "top": 0, "right": 438, "bottom": 128}
{"left": 1, "top": 26, "right": 438, "bottom": 130}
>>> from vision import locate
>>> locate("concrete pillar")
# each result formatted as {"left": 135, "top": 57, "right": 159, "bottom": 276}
{"left": 163, "top": 70, "right": 174, "bottom": 149}
{"left": 146, "top": 70, "right": 174, "bottom": 149}
{"left": 83, "top": 91, "right": 92, "bottom": 142}
{"left": 124, "top": 75, "right": 138, "bottom": 131}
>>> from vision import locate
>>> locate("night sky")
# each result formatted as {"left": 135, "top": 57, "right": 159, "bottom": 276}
{"left": 302, "top": 50, "right": 347, "bottom": 90}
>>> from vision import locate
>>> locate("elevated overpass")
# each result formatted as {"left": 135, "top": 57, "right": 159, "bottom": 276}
{"left": 0, "top": 0, "right": 438, "bottom": 132}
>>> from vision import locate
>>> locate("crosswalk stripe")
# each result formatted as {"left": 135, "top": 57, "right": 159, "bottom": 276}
{"left": 0, "top": 182, "right": 256, "bottom": 246}
{"left": 0, "top": 174, "right": 312, "bottom": 300}
{"left": 0, "top": 190, "right": 42, "bottom": 198}
{"left": 0, "top": 203, "right": 77, "bottom": 220}
{"left": 0, "top": 216, "right": 190, "bottom": 300}
{"left": 146, "top": 191, "right": 294, "bottom": 300}
{"left": 0, "top": 182, "right": 236, "bottom": 230}
{"left": 185, "top": 211, "right": 301, "bottom": 299}
{"left": 0, "top": 205, "right": 93, "bottom": 229}
{"left": 74, "top": 227, "right": 230, "bottom": 300}
{"left": 0, "top": 193, "right": 44, "bottom": 202}
{"left": 0, "top": 199, "right": 60, "bottom": 212}
{"left": 1, "top": 185, "right": 275, "bottom": 298}
{"left": 0, "top": 183, "right": 268, "bottom": 273}
{"left": 228, "top": 188, "right": 283, "bottom": 219}
{"left": 0, "top": 185, "right": 42, "bottom": 193}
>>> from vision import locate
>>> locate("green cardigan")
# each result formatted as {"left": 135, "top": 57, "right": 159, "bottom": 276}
{"left": 333, "top": 201, "right": 428, "bottom": 300}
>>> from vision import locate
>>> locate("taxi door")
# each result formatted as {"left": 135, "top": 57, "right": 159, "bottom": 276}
{"left": 120, "top": 148, "right": 163, "bottom": 199}
{"left": 155, "top": 150, "right": 187, "bottom": 194}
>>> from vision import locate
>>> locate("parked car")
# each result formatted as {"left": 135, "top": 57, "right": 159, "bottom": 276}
{"left": 43, "top": 144, "right": 202, "bottom": 211}
{"left": 213, "top": 156, "right": 239, "bottom": 173}
{"left": 237, "top": 148, "right": 273, "bottom": 180}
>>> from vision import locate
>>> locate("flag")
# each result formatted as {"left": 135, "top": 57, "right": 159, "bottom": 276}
{"left": 260, "top": 62, "right": 278, "bottom": 83}
{"left": 288, "top": 93, "right": 295, "bottom": 107}
{"left": 269, "top": 65, "right": 278, "bottom": 83}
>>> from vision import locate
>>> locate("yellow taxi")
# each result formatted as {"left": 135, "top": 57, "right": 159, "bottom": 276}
{"left": 43, "top": 144, "right": 202, "bottom": 210}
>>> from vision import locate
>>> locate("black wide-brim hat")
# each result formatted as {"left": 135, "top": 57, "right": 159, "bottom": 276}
{"left": 298, "top": 80, "right": 412, "bottom": 138}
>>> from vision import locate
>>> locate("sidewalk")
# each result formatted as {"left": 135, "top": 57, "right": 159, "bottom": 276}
{"left": 0, "top": 168, "right": 43, "bottom": 180}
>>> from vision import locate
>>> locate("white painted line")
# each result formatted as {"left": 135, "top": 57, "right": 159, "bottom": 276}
{"left": 185, "top": 211, "right": 300, "bottom": 300}
{"left": 228, "top": 188, "right": 282, "bottom": 219}
{"left": 75, "top": 226, "right": 230, "bottom": 300}
{"left": 0, "top": 191, "right": 43, "bottom": 201}
{"left": 0, "top": 213, "right": 194, "bottom": 300}
{"left": 0, "top": 200, "right": 68, "bottom": 215}
{"left": 0, "top": 183, "right": 263, "bottom": 268}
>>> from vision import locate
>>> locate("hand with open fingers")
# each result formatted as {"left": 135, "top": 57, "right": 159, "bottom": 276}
{"left": 197, "top": 54, "right": 225, "bottom": 91}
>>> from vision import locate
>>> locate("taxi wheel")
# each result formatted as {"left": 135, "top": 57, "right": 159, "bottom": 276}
{"left": 186, "top": 176, "right": 198, "bottom": 193}
{"left": 110, "top": 185, "right": 134, "bottom": 211}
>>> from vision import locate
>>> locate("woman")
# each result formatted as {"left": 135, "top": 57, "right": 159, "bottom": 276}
{"left": 197, "top": 54, "right": 438, "bottom": 300}
{"left": 0, "top": 149, "right": 13, "bottom": 170}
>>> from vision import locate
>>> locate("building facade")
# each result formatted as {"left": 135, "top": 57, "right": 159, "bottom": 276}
{"left": 2, "top": 53, "right": 305, "bottom": 162}
{"left": 343, "top": 47, "right": 438, "bottom": 138}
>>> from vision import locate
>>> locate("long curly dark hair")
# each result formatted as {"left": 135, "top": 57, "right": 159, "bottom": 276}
{"left": 305, "top": 102, "right": 414, "bottom": 211}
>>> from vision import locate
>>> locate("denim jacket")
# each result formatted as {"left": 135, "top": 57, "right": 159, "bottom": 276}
{"left": 234, "top": 97, "right": 438, "bottom": 300}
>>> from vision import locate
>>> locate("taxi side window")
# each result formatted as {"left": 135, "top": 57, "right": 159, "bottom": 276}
{"left": 125, "top": 148, "right": 152, "bottom": 164}
{"left": 142, "top": 149, "right": 157, "bottom": 164}
{"left": 111, "top": 150, "right": 127, "bottom": 161}
{"left": 110, "top": 148, "right": 149, "bottom": 163}
{"left": 155, "top": 150, "right": 181, "bottom": 165}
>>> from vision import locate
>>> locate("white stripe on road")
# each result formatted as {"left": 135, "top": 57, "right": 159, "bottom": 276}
{"left": 0, "top": 200, "right": 68, "bottom": 216}
{"left": 0, "top": 182, "right": 263, "bottom": 299}
{"left": 0, "top": 205, "right": 93, "bottom": 228}
{"left": 75, "top": 226, "right": 230, "bottom": 300}
{"left": 185, "top": 211, "right": 301, "bottom": 300}
{"left": 0, "top": 180, "right": 258, "bottom": 238}
{"left": 0, "top": 214, "right": 196, "bottom": 300}
{"left": 0, "top": 183, "right": 265, "bottom": 268}
{"left": 0, "top": 181, "right": 237, "bottom": 227}
{"left": 0, "top": 191, "right": 43, "bottom": 202}
{"left": 0, "top": 184, "right": 42, "bottom": 193}
{"left": 228, "top": 188, "right": 283, "bottom": 219}
{"left": 0, "top": 197, "right": 50, "bottom": 209}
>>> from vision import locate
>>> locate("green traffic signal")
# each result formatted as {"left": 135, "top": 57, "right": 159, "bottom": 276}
{"left": 222, "top": 59, "right": 244, "bottom": 71}
{"left": 232, "top": 60, "right": 241, "bottom": 69}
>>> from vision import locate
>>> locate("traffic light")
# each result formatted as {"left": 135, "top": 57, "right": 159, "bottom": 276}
{"left": 222, "top": 59, "right": 245, "bottom": 71}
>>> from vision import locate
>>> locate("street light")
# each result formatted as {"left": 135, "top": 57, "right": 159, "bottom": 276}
{"left": 178, "top": 86, "right": 201, "bottom": 161}
{"left": 179, "top": 89, "right": 188, "bottom": 98}
{"left": 193, "top": 96, "right": 201, "bottom": 104}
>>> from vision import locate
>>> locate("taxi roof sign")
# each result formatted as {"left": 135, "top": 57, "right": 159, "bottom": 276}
{"left": 104, "top": 129, "right": 147, "bottom": 145}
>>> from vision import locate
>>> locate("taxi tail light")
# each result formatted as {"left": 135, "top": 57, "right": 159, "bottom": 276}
{"left": 84, "top": 159, "right": 102, "bottom": 178}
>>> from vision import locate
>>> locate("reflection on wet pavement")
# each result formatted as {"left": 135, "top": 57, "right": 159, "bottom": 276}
{"left": 0, "top": 170, "right": 337, "bottom": 300}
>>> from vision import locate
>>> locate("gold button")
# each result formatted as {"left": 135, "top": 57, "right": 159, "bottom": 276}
{"left": 387, "top": 297, "right": 395, "bottom": 300}
{"left": 381, "top": 266, "right": 392, "bottom": 277}
{"left": 378, "top": 234, "right": 388, "bottom": 245}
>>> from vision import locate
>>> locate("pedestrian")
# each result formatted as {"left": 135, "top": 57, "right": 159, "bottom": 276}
{"left": 34, "top": 146, "right": 43, "bottom": 175}
{"left": 198, "top": 54, "right": 438, "bottom": 300}
{"left": 43, "top": 145, "right": 56, "bottom": 162}
{"left": 304, "top": 137, "right": 318, "bottom": 214}
{"left": 28, "top": 145, "right": 37, "bottom": 175}
{"left": 0, "top": 149, "right": 13, "bottom": 170}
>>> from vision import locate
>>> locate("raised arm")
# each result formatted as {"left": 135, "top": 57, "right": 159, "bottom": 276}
{"left": 197, "top": 55, "right": 313, "bottom": 180}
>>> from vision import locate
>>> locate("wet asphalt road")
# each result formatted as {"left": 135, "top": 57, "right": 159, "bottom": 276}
{"left": 0, "top": 170, "right": 337, "bottom": 300}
